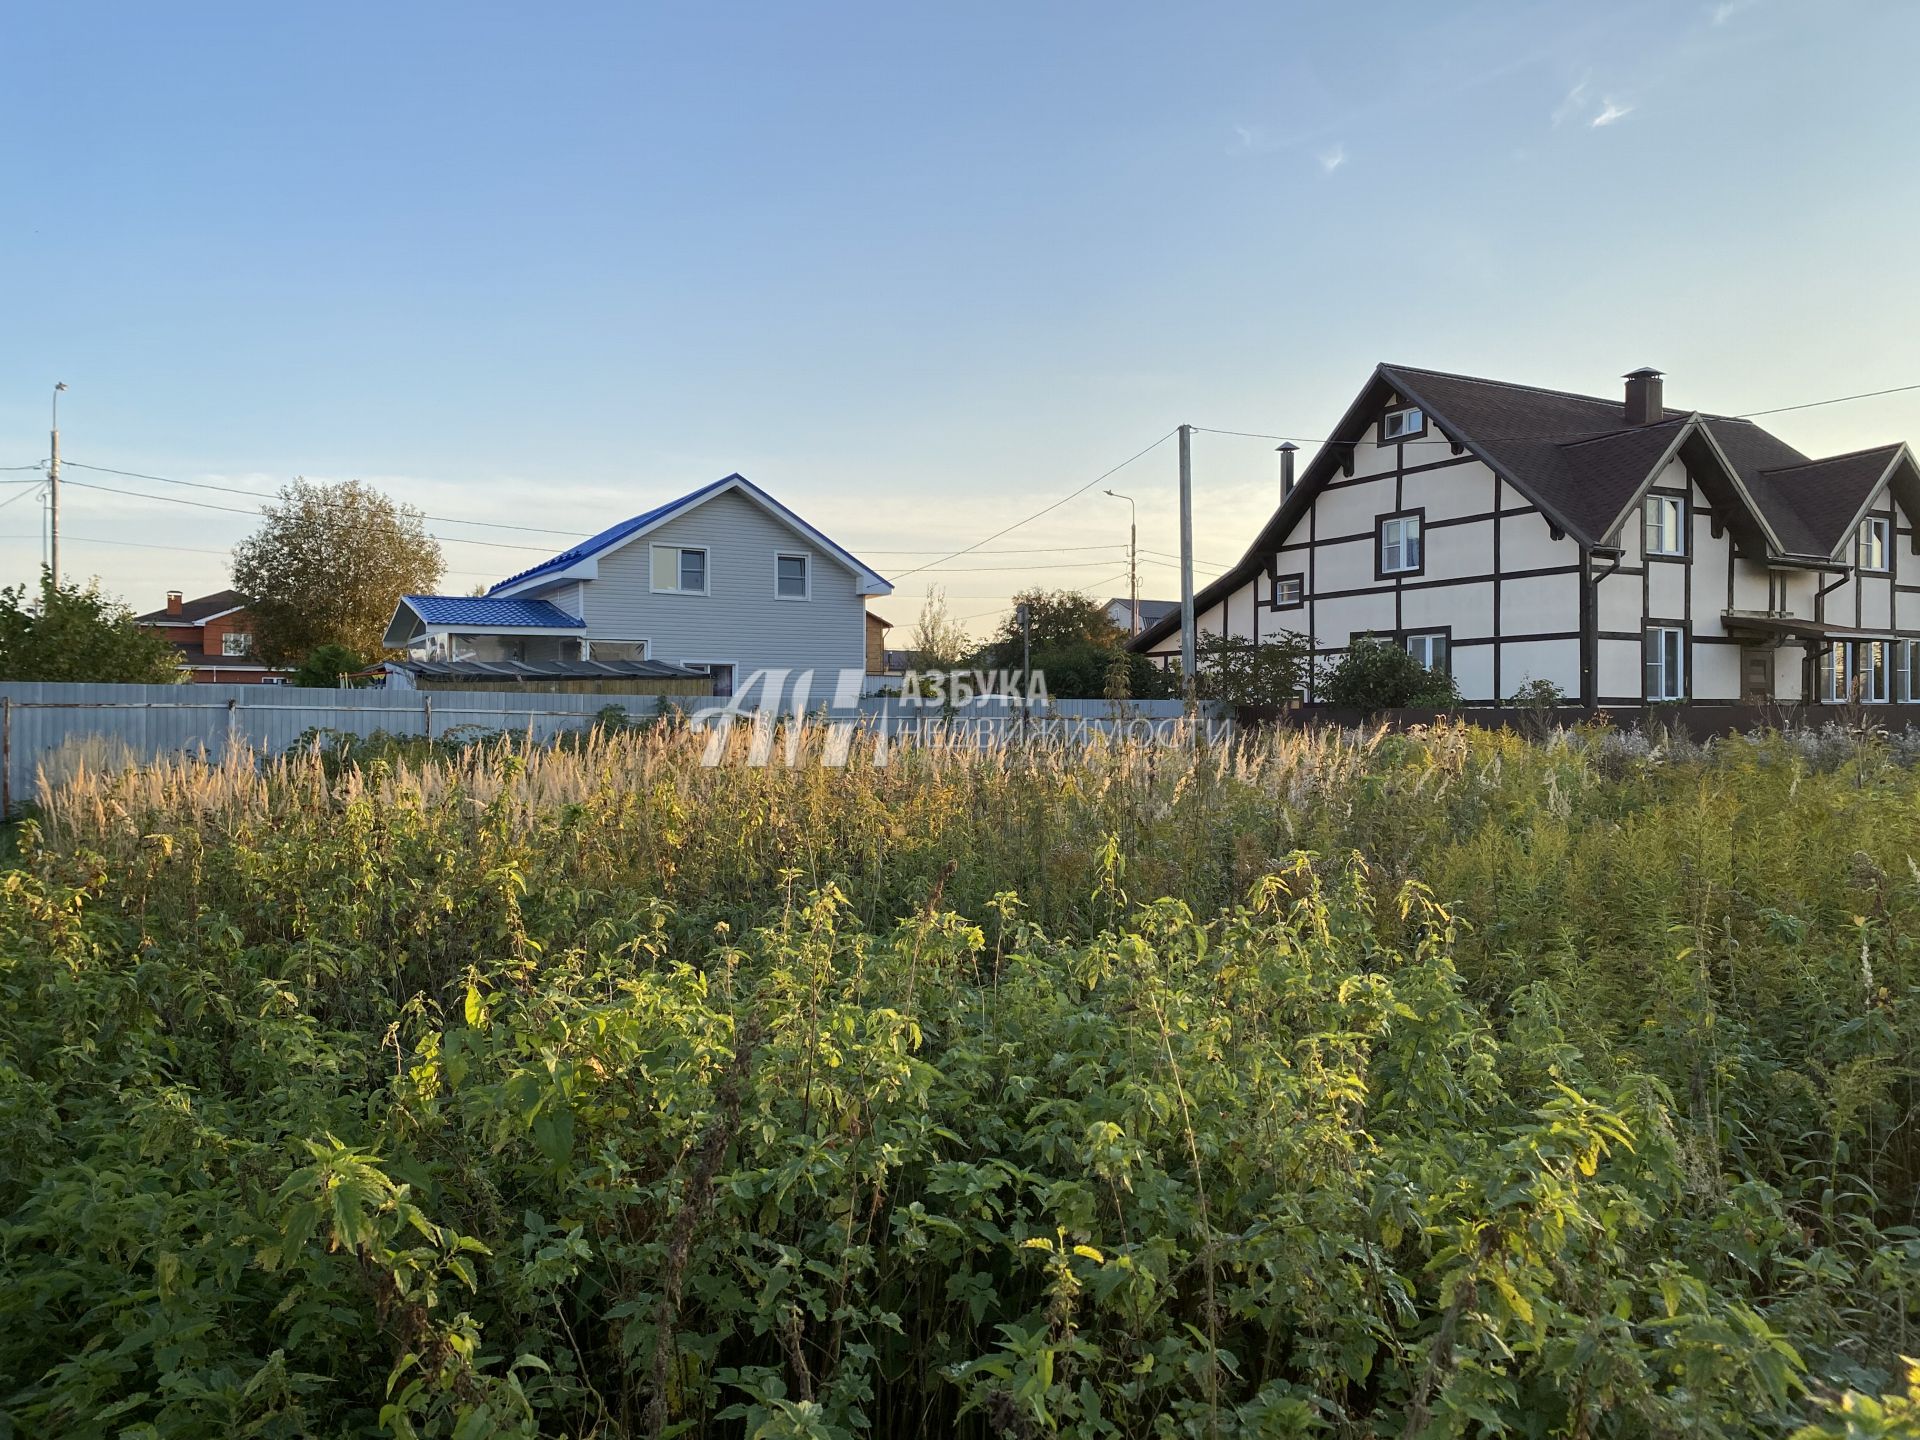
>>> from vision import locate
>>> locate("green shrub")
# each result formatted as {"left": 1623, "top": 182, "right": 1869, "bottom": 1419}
{"left": 1318, "top": 635, "right": 1463, "bottom": 709}
{"left": 2, "top": 723, "right": 1917, "bottom": 1437}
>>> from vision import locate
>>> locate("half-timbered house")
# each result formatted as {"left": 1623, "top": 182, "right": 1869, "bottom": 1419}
{"left": 1129, "top": 364, "right": 1920, "bottom": 706}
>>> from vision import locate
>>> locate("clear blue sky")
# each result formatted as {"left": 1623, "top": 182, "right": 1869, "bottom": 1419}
{"left": 5, "top": 1, "right": 1918, "bottom": 631}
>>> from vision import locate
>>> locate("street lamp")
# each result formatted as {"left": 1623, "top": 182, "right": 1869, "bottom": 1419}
{"left": 1104, "top": 489, "right": 1138, "bottom": 635}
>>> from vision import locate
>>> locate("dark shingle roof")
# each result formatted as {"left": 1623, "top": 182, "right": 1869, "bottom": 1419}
{"left": 135, "top": 589, "right": 247, "bottom": 625}
{"left": 1747, "top": 444, "right": 1907, "bottom": 558}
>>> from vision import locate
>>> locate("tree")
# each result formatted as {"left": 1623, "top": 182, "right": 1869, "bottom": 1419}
{"left": 1318, "top": 636, "right": 1462, "bottom": 710}
{"left": 980, "top": 588, "right": 1119, "bottom": 660}
{"left": 0, "top": 572, "right": 182, "bottom": 683}
{"left": 1191, "top": 630, "right": 1314, "bottom": 712}
{"left": 909, "top": 587, "right": 972, "bottom": 671}
{"left": 290, "top": 644, "right": 368, "bottom": 689}
{"left": 972, "top": 588, "right": 1174, "bottom": 701}
{"left": 232, "top": 479, "right": 443, "bottom": 665}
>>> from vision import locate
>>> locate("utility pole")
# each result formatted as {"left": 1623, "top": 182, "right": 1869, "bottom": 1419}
{"left": 49, "top": 383, "right": 67, "bottom": 588}
{"left": 1104, "top": 489, "right": 1139, "bottom": 635}
{"left": 1017, "top": 600, "right": 1032, "bottom": 742}
{"left": 1177, "top": 423, "right": 1196, "bottom": 712}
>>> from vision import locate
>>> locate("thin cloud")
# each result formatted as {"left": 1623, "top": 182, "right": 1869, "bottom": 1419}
{"left": 1552, "top": 75, "right": 1590, "bottom": 127}
{"left": 1318, "top": 143, "right": 1347, "bottom": 174}
{"left": 1711, "top": 0, "right": 1758, "bottom": 23}
{"left": 1590, "top": 97, "right": 1634, "bottom": 127}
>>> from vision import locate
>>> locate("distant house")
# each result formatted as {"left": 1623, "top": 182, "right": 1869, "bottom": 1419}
{"left": 385, "top": 474, "right": 892, "bottom": 699}
{"left": 1104, "top": 596, "right": 1177, "bottom": 636}
{"left": 135, "top": 589, "right": 286, "bottom": 684}
{"left": 1130, "top": 363, "right": 1920, "bottom": 707}
{"left": 866, "top": 612, "right": 894, "bottom": 674}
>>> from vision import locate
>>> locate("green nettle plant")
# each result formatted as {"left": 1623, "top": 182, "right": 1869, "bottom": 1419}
{"left": 0, "top": 720, "right": 1916, "bottom": 1437}
{"left": 1318, "top": 636, "right": 1464, "bottom": 710}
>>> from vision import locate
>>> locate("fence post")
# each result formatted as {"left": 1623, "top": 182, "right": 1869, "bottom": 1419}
{"left": 423, "top": 694, "right": 433, "bottom": 741}
{"left": 2, "top": 696, "right": 10, "bottom": 819}
{"left": 226, "top": 697, "right": 239, "bottom": 760}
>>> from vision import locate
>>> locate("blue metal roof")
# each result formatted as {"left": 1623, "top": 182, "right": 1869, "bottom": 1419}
{"left": 400, "top": 595, "right": 586, "bottom": 628}
{"left": 486, "top": 473, "right": 890, "bottom": 596}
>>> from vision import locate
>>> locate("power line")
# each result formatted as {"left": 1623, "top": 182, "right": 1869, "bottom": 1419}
{"left": 62, "top": 461, "right": 586, "bottom": 536}
{"left": 906, "top": 556, "right": 1133, "bottom": 575}
{"left": 858, "top": 542, "right": 1126, "bottom": 556}
{"left": 60, "top": 477, "right": 554, "bottom": 552}
{"left": 1738, "top": 382, "right": 1920, "bottom": 419}
{"left": 890, "top": 429, "right": 1177, "bottom": 579}
{"left": 0, "top": 531, "right": 231, "bottom": 556}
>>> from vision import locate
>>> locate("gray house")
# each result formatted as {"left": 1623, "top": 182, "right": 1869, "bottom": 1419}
{"left": 385, "top": 474, "right": 892, "bottom": 698}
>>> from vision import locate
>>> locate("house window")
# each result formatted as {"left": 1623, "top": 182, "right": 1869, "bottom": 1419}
{"left": 1643, "top": 495, "right": 1685, "bottom": 558}
{"left": 221, "top": 631, "right": 253, "bottom": 657}
{"left": 652, "top": 544, "right": 710, "bottom": 594}
{"left": 776, "top": 553, "right": 810, "bottom": 600}
{"left": 1273, "top": 573, "right": 1304, "bottom": 609}
{"left": 1821, "top": 643, "right": 1849, "bottom": 703}
{"left": 1404, "top": 631, "right": 1448, "bottom": 675}
{"left": 1858, "top": 517, "right": 1890, "bottom": 573}
{"left": 1378, "top": 514, "right": 1423, "bottom": 575}
{"left": 1644, "top": 625, "right": 1686, "bottom": 701}
{"left": 1380, "top": 406, "right": 1426, "bottom": 442}
{"left": 1859, "top": 641, "right": 1890, "bottom": 702}
{"left": 590, "top": 639, "right": 649, "bottom": 663}
{"left": 1901, "top": 640, "right": 1920, "bottom": 702}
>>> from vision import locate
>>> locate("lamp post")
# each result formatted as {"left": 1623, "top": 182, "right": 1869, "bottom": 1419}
{"left": 1103, "top": 489, "right": 1138, "bottom": 636}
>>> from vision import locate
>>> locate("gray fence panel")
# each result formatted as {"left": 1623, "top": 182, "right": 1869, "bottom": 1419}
{"left": 0, "top": 681, "right": 1227, "bottom": 811}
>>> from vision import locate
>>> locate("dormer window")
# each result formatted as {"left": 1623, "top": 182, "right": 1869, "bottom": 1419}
{"left": 1380, "top": 406, "right": 1426, "bottom": 442}
{"left": 1858, "top": 517, "right": 1890, "bottom": 573}
{"left": 1643, "top": 494, "right": 1685, "bottom": 558}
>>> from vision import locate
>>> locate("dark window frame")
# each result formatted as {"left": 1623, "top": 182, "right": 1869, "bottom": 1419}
{"left": 1378, "top": 405, "right": 1428, "bottom": 444}
{"left": 1642, "top": 619, "right": 1689, "bottom": 702}
{"left": 1272, "top": 572, "right": 1305, "bottom": 610}
{"left": 1858, "top": 515, "right": 1892, "bottom": 574}
{"left": 1398, "top": 626, "right": 1452, "bottom": 679}
{"left": 1642, "top": 487, "right": 1688, "bottom": 562}
{"left": 1375, "top": 508, "right": 1427, "bottom": 581}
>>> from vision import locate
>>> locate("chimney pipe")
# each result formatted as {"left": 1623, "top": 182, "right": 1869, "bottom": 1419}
{"left": 165, "top": 590, "right": 183, "bottom": 616}
{"left": 1277, "top": 441, "right": 1299, "bottom": 500}
{"left": 1624, "top": 367, "right": 1664, "bottom": 426}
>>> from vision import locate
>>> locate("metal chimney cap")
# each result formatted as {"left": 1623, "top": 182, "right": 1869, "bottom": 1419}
{"left": 1622, "top": 366, "right": 1663, "bottom": 378}
{"left": 1275, "top": 441, "right": 1299, "bottom": 452}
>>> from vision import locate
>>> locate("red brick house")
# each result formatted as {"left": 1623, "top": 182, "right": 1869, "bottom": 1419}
{"left": 134, "top": 589, "right": 286, "bottom": 684}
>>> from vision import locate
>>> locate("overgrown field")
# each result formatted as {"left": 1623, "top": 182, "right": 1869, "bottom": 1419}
{"left": 2, "top": 723, "right": 1917, "bottom": 1439}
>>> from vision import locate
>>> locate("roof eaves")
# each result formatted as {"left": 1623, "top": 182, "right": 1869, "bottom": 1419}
{"left": 1803, "top": 444, "right": 1915, "bottom": 562}
{"left": 1376, "top": 363, "right": 1595, "bottom": 544}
